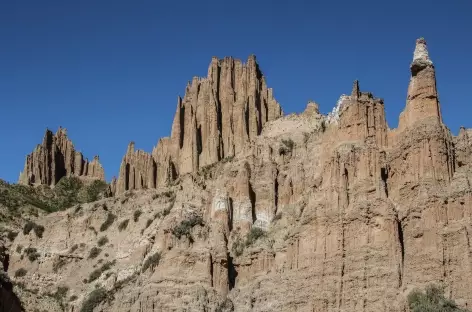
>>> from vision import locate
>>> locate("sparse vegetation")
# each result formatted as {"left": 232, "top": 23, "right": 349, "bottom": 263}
{"left": 87, "top": 260, "right": 116, "bottom": 283}
{"left": 279, "top": 138, "right": 295, "bottom": 155}
{"left": 172, "top": 215, "right": 204, "bottom": 241}
{"left": 80, "top": 287, "right": 108, "bottom": 312}
{"left": 85, "top": 180, "right": 108, "bottom": 202}
{"left": 69, "top": 295, "right": 78, "bottom": 302}
{"left": 245, "top": 227, "right": 266, "bottom": 246}
{"left": 99, "top": 213, "right": 116, "bottom": 231}
{"left": 23, "top": 221, "right": 35, "bottom": 235}
{"left": 16, "top": 245, "right": 23, "bottom": 253}
{"left": 141, "top": 252, "right": 161, "bottom": 272}
{"left": 232, "top": 236, "right": 245, "bottom": 257}
{"left": 88, "top": 247, "right": 102, "bottom": 259}
{"left": 221, "top": 155, "right": 235, "bottom": 163}
{"left": 24, "top": 247, "right": 40, "bottom": 262}
{"left": 7, "top": 230, "right": 18, "bottom": 241}
{"left": 14, "top": 268, "right": 27, "bottom": 278}
{"left": 97, "top": 236, "right": 109, "bottom": 247}
{"left": 407, "top": 284, "right": 469, "bottom": 312}
{"left": 33, "top": 223, "right": 45, "bottom": 238}
{"left": 118, "top": 219, "right": 129, "bottom": 231}
{"left": 133, "top": 209, "right": 142, "bottom": 222}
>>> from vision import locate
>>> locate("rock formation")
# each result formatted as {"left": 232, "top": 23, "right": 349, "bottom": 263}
{"left": 116, "top": 55, "right": 283, "bottom": 194}
{"left": 18, "top": 127, "right": 105, "bottom": 186}
{"left": 7, "top": 38, "right": 472, "bottom": 312}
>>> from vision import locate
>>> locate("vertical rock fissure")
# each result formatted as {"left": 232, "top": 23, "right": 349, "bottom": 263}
{"left": 381, "top": 167, "right": 389, "bottom": 198}
{"left": 179, "top": 105, "right": 185, "bottom": 149}
{"left": 227, "top": 254, "right": 237, "bottom": 290}
{"left": 397, "top": 219, "right": 405, "bottom": 286}
{"left": 274, "top": 169, "right": 279, "bottom": 214}
{"left": 125, "top": 163, "right": 130, "bottom": 191}
{"left": 249, "top": 182, "right": 256, "bottom": 223}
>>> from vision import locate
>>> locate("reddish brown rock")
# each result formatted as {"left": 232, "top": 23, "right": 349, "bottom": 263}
{"left": 18, "top": 127, "right": 105, "bottom": 186}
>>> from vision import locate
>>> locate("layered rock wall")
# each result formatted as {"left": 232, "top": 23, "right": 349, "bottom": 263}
{"left": 18, "top": 127, "right": 105, "bottom": 186}
{"left": 116, "top": 56, "right": 283, "bottom": 194}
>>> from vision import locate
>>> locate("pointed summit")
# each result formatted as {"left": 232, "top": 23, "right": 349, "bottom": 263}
{"left": 398, "top": 38, "right": 441, "bottom": 130}
{"left": 411, "top": 37, "right": 434, "bottom": 75}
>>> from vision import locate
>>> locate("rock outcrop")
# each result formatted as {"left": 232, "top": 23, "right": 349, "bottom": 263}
{"left": 116, "top": 56, "right": 283, "bottom": 194}
{"left": 18, "top": 127, "right": 105, "bottom": 186}
{"left": 7, "top": 38, "right": 472, "bottom": 312}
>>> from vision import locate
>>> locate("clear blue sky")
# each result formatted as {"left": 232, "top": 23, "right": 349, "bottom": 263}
{"left": 1, "top": 0, "right": 471, "bottom": 183}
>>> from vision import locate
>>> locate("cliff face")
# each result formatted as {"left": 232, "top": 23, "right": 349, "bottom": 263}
{"left": 18, "top": 127, "right": 105, "bottom": 186}
{"left": 7, "top": 38, "right": 472, "bottom": 312}
{"left": 115, "top": 56, "right": 283, "bottom": 194}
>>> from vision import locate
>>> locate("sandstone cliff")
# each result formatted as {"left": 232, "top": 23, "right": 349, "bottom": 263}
{"left": 115, "top": 56, "right": 283, "bottom": 194}
{"left": 18, "top": 127, "right": 105, "bottom": 186}
{"left": 6, "top": 38, "right": 472, "bottom": 312}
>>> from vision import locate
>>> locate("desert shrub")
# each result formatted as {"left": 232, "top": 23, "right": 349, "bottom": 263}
{"left": 69, "top": 295, "right": 78, "bottom": 302}
{"left": 88, "top": 247, "right": 102, "bottom": 259}
{"left": 232, "top": 236, "right": 245, "bottom": 257}
{"left": 221, "top": 155, "right": 235, "bottom": 163}
{"left": 133, "top": 209, "right": 142, "bottom": 222}
{"left": 162, "top": 205, "right": 172, "bottom": 216}
{"left": 33, "top": 224, "right": 45, "bottom": 238}
{"left": 279, "top": 138, "right": 295, "bottom": 155}
{"left": 245, "top": 227, "right": 266, "bottom": 247}
{"left": 23, "top": 221, "right": 35, "bottom": 235}
{"left": 97, "top": 236, "right": 109, "bottom": 247}
{"left": 16, "top": 245, "right": 23, "bottom": 253}
{"left": 52, "top": 176, "right": 83, "bottom": 208}
{"left": 80, "top": 287, "right": 108, "bottom": 312}
{"left": 99, "top": 213, "right": 116, "bottom": 232}
{"left": 172, "top": 215, "right": 204, "bottom": 240}
{"left": 85, "top": 180, "right": 108, "bottom": 202}
{"left": 118, "top": 219, "right": 129, "bottom": 231}
{"left": 407, "top": 284, "right": 468, "bottom": 312}
{"left": 141, "top": 252, "right": 161, "bottom": 273}
{"left": 23, "top": 221, "right": 45, "bottom": 238}
{"left": 7, "top": 230, "right": 18, "bottom": 241}
{"left": 24, "top": 247, "right": 40, "bottom": 262}
{"left": 14, "top": 268, "right": 27, "bottom": 278}
{"left": 87, "top": 260, "right": 116, "bottom": 283}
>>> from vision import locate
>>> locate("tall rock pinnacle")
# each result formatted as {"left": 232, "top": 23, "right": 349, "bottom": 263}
{"left": 398, "top": 38, "right": 442, "bottom": 130}
{"left": 18, "top": 127, "right": 105, "bottom": 186}
{"left": 115, "top": 55, "right": 283, "bottom": 194}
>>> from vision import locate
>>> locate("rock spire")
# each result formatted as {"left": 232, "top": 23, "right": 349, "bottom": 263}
{"left": 398, "top": 37, "right": 442, "bottom": 130}
{"left": 115, "top": 55, "right": 283, "bottom": 194}
{"left": 18, "top": 127, "right": 105, "bottom": 186}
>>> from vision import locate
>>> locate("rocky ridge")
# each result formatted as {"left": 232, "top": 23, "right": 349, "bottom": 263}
{"left": 18, "top": 127, "right": 105, "bottom": 187}
{"left": 4, "top": 38, "right": 472, "bottom": 312}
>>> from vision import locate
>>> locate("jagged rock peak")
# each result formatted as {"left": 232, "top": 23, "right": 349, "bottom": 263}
{"left": 399, "top": 37, "right": 441, "bottom": 130}
{"left": 18, "top": 127, "right": 105, "bottom": 186}
{"left": 115, "top": 55, "right": 283, "bottom": 194}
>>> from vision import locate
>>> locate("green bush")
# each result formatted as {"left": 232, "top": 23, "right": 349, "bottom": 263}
{"left": 118, "top": 219, "right": 129, "bottom": 231}
{"left": 23, "top": 221, "right": 35, "bottom": 235}
{"left": 97, "top": 236, "right": 109, "bottom": 247}
{"left": 245, "top": 227, "right": 266, "bottom": 247}
{"left": 23, "top": 221, "right": 45, "bottom": 238}
{"left": 14, "top": 268, "right": 27, "bottom": 278}
{"left": 232, "top": 236, "right": 245, "bottom": 257}
{"left": 172, "top": 215, "right": 204, "bottom": 240}
{"left": 7, "top": 230, "right": 18, "bottom": 241}
{"left": 87, "top": 260, "right": 116, "bottom": 283}
{"left": 80, "top": 287, "right": 108, "bottom": 312}
{"left": 85, "top": 180, "right": 108, "bottom": 202}
{"left": 142, "top": 252, "right": 161, "bottom": 273}
{"left": 33, "top": 224, "right": 45, "bottom": 238}
{"left": 133, "top": 210, "right": 142, "bottom": 222}
{"left": 407, "top": 284, "right": 469, "bottom": 312}
{"left": 24, "top": 247, "right": 40, "bottom": 262}
{"left": 88, "top": 247, "right": 102, "bottom": 259}
{"left": 99, "top": 213, "right": 116, "bottom": 232}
